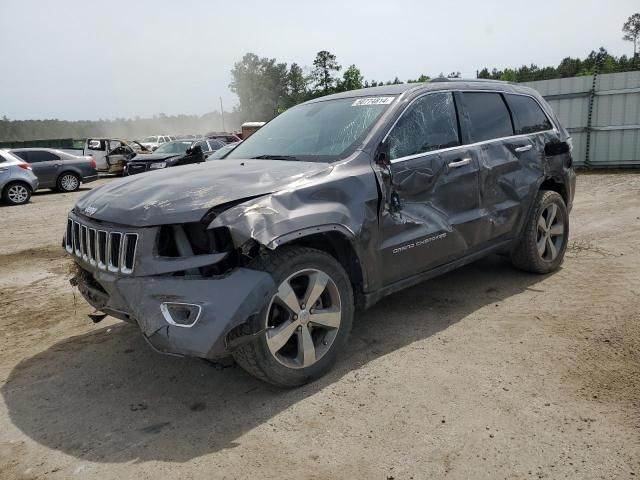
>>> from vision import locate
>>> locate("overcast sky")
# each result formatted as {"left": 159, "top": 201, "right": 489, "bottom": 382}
{"left": 0, "top": 0, "right": 636, "bottom": 120}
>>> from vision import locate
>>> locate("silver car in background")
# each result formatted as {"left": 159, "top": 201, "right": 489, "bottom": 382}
{"left": 0, "top": 150, "right": 39, "bottom": 205}
{"left": 10, "top": 148, "right": 98, "bottom": 192}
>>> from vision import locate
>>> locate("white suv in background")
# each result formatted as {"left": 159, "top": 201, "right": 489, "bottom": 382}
{"left": 140, "top": 135, "right": 173, "bottom": 151}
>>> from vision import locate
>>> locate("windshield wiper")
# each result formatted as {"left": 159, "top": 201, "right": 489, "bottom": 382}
{"left": 250, "top": 154, "right": 300, "bottom": 161}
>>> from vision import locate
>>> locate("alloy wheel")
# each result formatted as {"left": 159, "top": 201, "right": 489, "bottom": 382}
{"left": 60, "top": 174, "right": 79, "bottom": 191}
{"left": 7, "top": 185, "right": 29, "bottom": 204}
{"left": 265, "top": 268, "right": 342, "bottom": 369}
{"left": 536, "top": 203, "right": 565, "bottom": 262}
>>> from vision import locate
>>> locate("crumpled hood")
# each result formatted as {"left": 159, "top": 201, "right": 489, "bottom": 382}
{"left": 75, "top": 159, "right": 331, "bottom": 227}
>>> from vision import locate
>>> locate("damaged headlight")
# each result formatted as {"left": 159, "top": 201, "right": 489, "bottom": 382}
{"left": 150, "top": 162, "right": 167, "bottom": 169}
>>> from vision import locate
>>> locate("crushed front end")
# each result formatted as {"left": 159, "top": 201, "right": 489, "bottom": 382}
{"left": 64, "top": 210, "right": 276, "bottom": 359}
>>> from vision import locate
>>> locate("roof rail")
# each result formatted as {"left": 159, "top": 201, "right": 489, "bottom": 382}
{"left": 430, "top": 77, "right": 509, "bottom": 84}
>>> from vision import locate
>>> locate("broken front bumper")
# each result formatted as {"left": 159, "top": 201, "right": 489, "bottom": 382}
{"left": 65, "top": 211, "right": 276, "bottom": 359}
{"left": 75, "top": 266, "right": 275, "bottom": 359}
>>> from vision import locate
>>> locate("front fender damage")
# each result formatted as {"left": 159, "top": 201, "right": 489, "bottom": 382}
{"left": 209, "top": 173, "right": 372, "bottom": 251}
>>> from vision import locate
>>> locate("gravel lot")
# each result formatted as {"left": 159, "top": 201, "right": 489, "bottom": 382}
{"left": 0, "top": 173, "right": 639, "bottom": 479}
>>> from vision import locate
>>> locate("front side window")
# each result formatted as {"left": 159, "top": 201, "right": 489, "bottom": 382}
{"left": 505, "top": 94, "right": 552, "bottom": 134}
{"left": 227, "top": 96, "right": 395, "bottom": 162}
{"left": 462, "top": 92, "right": 513, "bottom": 142}
{"left": 194, "top": 141, "right": 209, "bottom": 152}
{"left": 208, "top": 140, "right": 225, "bottom": 150}
{"left": 387, "top": 92, "right": 460, "bottom": 160}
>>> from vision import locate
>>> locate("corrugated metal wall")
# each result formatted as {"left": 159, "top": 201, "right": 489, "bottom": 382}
{"left": 522, "top": 71, "right": 640, "bottom": 167}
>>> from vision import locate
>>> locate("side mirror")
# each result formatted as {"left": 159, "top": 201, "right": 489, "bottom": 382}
{"left": 375, "top": 141, "right": 391, "bottom": 167}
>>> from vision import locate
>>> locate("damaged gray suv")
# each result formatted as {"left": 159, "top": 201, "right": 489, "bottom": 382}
{"left": 65, "top": 79, "right": 575, "bottom": 386}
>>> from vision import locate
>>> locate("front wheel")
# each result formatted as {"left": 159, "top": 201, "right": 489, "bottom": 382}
{"left": 231, "top": 246, "right": 354, "bottom": 387}
{"left": 511, "top": 190, "right": 569, "bottom": 274}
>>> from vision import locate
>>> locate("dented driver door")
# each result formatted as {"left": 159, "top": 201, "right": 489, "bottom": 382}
{"left": 376, "top": 91, "right": 483, "bottom": 286}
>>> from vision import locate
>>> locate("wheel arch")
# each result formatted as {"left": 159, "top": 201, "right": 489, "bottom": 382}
{"left": 57, "top": 170, "right": 81, "bottom": 184}
{"left": 273, "top": 226, "right": 366, "bottom": 298}
{"left": 539, "top": 176, "right": 568, "bottom": 205}
{"left": 3, "top": 179, "right": 32, "bottom": 193}
{"left": 2, "top": 180, "right": 32, "bottom": 204}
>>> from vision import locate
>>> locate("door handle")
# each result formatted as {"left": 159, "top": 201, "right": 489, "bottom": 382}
{"left": 448, "top": 158, "right": 471, "bottom": 168}
{"left": 0, "top": 167, "right": 7, "bottom": 172}
{"left": 515, "top": 144, "right": 533, "bottom": 153}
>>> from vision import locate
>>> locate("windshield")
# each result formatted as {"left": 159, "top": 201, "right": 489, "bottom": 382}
{"left": 143, "top": 136, "right": 158, "bottom": 143}
{"left": 154, "top": 141, "right": 192, "bottom": 154}
{"left": 227, "top": 96, "right": 395, "bottom": 162}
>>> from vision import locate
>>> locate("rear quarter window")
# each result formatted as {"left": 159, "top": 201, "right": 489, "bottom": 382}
{"left": 505, "top": 94, "right": 553, "bottom": 134}
{"left": 462, "top": 92, "right": 513, "bottom": 142}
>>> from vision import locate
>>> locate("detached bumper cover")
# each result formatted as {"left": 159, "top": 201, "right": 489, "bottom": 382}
{"left": 76, "top": 267, "right": 276, "bottom": 359}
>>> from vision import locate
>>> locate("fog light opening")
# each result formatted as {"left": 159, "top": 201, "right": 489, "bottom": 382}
{"left": 160, "top": 302, "right": 202, "bottom": 328}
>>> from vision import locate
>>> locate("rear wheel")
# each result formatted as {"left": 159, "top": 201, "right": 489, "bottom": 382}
{"left": 232, "top": 246, "right": 354, "bottom": 387}
{"left": 511, "top": 190, "right": 569, "bottom": 274}
{"left": 57, "top": 172, "right": 80, "bottom": 192}
{"left": 2, "top": 182, "right": 31, "bottom": 205}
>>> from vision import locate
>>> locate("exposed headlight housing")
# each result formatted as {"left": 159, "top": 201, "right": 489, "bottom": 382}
{"left": 150, "top": 162, "right": 167, "bottom": 169}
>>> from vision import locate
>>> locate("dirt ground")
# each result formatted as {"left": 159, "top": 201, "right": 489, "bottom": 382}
{"left": 0, "top": 173, "right": 638, "bottom": 480}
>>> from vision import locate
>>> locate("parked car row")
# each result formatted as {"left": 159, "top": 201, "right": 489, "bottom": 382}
{"left": 123, "top": 139, "right": 226, "bottom": 175}
{"left": 138, "top": 132, "right": 242, "bottom": 152}
{"left": 0, "top": 129, "right": 250, "bottom": 204}
{"left": 0, "top": 148, "right": 98, "bottom": 205}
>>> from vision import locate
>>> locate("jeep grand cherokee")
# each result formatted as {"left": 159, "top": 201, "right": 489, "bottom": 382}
{"left": 65, "top": 79, "right": 575, "bottom": 387}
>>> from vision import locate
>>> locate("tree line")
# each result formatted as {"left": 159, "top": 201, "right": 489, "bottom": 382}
{"left": 0, "top": 111, "right": 242, "bottom": 143}
{"left": 2, "top": 13, "right": 638, "bottom": 142}
{"left": 229, "top": 50, "right": 435, "bottom": 121}
{"left": 229, "top": 47, "right": 639, "bottom": 121}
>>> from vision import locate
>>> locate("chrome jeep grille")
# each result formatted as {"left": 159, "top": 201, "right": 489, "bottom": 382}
{"left": 65, "top": 218, "right": 138, "bottom": 274}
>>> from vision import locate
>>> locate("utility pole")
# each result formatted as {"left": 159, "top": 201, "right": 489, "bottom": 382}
{"left": 220, "top": 97, "right": 226, "bottom": 131}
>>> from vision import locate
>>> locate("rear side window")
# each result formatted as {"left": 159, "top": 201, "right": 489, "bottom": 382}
{"left": 12, "top": 151, "right": 29, "bottom": 161}
{"left": 462, "top": 92, "right": 513, "bottom": 142}
{"left": 505, "top": 94, "right": 552, "bottom": 134}
{"left": 29, "top": 151, "right": 60, "bottom": 162}
{"left": 387, "top": 92, "right": 460, "bottom": 160}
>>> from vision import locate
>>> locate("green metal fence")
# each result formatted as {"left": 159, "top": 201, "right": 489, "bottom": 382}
{"left": 0, "top": 138, "right": 85, "bottom": 150}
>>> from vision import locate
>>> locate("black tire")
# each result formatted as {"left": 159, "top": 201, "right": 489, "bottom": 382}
{"left": 231, "top": 246, "right": 354, "bottom": 387}
{"left": 2, "top": 181, "right": 32, "bottom": 205}
{"left": 56, "top": 172, "right": 80, "bottom": 192}
{"left": 511, "top": 190, "right": 569, "bottom": 274}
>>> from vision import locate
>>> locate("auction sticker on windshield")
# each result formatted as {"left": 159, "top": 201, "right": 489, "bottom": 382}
{"left": 352, "top": 97, "right": 395, "bottom": 106}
